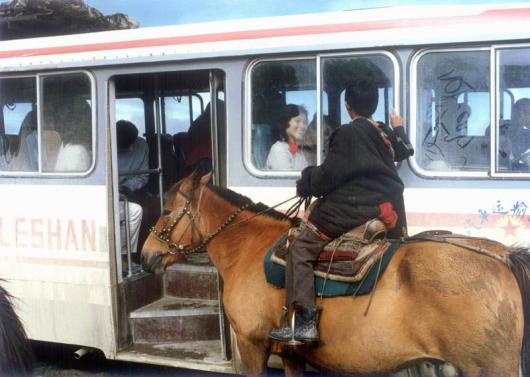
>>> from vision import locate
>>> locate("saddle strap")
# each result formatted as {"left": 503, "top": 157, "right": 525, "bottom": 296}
{"left": 402, "top": 235, "right": 506, "bottom": 263}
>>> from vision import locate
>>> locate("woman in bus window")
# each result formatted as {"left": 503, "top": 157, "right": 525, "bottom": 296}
{"left": 265, "top": 104, "right": 315, "bottom": 171}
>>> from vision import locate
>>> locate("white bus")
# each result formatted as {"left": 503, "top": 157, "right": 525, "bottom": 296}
{"left": 0, "top": 3, "right": 529, "bottom": 374}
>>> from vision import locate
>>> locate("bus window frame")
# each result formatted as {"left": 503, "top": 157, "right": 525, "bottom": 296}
{"left": 491, "top": 43, "right": 530, "bottom": 179}
{"left": 244, "top": 55, "right": 316, "bottom": 178}
{"left": 409, "top": 47, "right": 492, "bottom": 179}
{"left": 0, "top": 70, "right": 97, "bottom": 177}
{"left": 244, "top": 50, "right": 400, "bottom": 179}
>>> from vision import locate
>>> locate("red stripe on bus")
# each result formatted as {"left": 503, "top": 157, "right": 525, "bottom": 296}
{"left": 1, "top": 9, "right": 529, "bottom": 59}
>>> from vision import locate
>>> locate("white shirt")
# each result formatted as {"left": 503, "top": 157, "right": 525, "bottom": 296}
{"left": 54, "top": 143, "right": 91, "bottom": 172}
{"left": 266, "top": 141, "right": 315, "bottom": 171}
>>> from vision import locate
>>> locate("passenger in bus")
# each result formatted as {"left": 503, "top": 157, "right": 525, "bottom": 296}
{"left": 265, "top": 104, "right": 316, "bottom": 171}
{"left": 9, "top": 110, "right": 38, "bottom": 171}
{"left": 503, "top": 98, "right": 530, "bottom": 171}
{"left": 180, "top": 100, "right": 224, "bottom": 176}
{"left": 117, "top": 120, "right": 149, "bottom": 261}
{"left": 305, "top": 115, "right": 334, "bottom": 156}
{"left": 0, "top": 135, "right": 7, "bottom": 171}
{"left": 268, "top": 79, "right": 414, "bottom": 345}
{"left": 53, "top": 107, "right": 92, "bottom": 172}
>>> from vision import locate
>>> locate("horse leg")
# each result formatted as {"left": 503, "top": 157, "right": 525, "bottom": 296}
{"left": 236, "top": 337, "right": 270, "bottom": 377}
{"left": 282, "top": 353, "right": 305, "bottom": 377}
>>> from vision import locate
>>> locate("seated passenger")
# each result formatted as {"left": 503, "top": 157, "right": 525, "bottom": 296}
{"left": 265, "top": 104, "right": 316, "bottom": 171}
{"left": 305, "top": 115, "right": 334, "bottom": 156}
{"left": 181, "top": 100, "right": 225, "bottom": 176}
{"left": 10, "top": 111, "right": 38, "bottom": 172}
{"left": 503, "top": 98, "right": 530, "bottom": 171}
{"left": 117, "top": 120, "right": 149, "bottom": 259}
{"left": 54, "top": 109, "right": 91, "bottom": 172}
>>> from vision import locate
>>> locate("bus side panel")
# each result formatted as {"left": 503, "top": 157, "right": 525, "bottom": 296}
{"left": 405, "top": 187, "right": 530, "bottom": 246}
{"left": 0, "top": 184, "right": 116, "bottom": 356}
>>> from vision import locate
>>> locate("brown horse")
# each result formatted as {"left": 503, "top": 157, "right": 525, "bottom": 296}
{"left": 141, "top": 171, "right": 530, "bottom": 377}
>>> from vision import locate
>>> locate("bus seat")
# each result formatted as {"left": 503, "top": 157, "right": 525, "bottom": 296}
{"left": 173, "top": 132, "right": 188, "bottom": 180}
{"left": 10, "top": 111, "right": 37, "bottom": 171}
{"left": 43, "top": 130, "right": 61, "bottom": 170}
{"left": 252, "top": 123, "right": 274, "bottom": 169}
{"left": 146, "top": 134, "right": 177, "bottom": 193}
{"left": 161, "top": 133, "right": 178, "bottom": 189}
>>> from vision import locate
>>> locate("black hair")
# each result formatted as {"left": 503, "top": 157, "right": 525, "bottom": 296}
{"left": 344, "top": 79, "right": 378, "bottom": 118}
{"left": 277, "top": 104, "right": 307, "bottom": 141}
{"left": 116, "top": 120, "right": 138, "bottom": 150}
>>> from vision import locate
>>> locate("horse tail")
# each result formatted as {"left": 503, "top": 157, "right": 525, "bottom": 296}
{"left": 507, "top": 247, "right": 530, "bottom": 377}
{"left": 0, "top": 280, "right": 33, "bottom": 376}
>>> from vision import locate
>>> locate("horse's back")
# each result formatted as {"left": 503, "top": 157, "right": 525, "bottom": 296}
{"left": 310, "top": 241, "right": 523, "bottom": 375}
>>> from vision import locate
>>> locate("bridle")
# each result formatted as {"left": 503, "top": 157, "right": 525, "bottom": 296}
{"left": 149, "top": 184, "right": 252, "bottom": 256}
{"left": 148, "top": 183, "right": 302, "bottom": 257}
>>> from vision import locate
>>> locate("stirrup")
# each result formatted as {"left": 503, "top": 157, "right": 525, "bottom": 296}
{"left": 286, "top": 311, "right": 303, "bottom": 346}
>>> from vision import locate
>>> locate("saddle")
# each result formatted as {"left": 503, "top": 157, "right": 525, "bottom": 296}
{"left": 271, "top": 219, "right": 392, "bottom": 283}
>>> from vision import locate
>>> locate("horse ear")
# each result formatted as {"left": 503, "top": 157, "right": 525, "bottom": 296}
{"left": 200, "top": 171, "right": 213, "bottom": 185}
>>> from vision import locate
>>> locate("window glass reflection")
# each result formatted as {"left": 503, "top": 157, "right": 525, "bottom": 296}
{"left": 0, "top": 77, "right": 37, "bottom": 172}
{"left": 415, "top": 50, "right": 490, "bottom": 172}
{"left": 250, "top": 59, "right": 317, "bottom": 171}
{"left": 497, "top": 48, "right": 530, "bottom": 172}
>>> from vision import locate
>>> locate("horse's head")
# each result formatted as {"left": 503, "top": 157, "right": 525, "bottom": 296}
{"left": 141, "top": 171, "right": 212, "bottom": 273}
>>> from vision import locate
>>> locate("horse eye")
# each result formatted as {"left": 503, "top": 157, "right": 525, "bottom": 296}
{"left": 162, "top": 209, "right": 172, "bottom": 216}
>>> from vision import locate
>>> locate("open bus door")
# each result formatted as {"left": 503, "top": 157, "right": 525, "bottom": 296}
{"left": 109, "top": 69, "right": 234, "bottom": 372}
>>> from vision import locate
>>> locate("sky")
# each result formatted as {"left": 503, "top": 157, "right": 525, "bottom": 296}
{"left": 83, "top": 0, "right": 529, "bottom": 27}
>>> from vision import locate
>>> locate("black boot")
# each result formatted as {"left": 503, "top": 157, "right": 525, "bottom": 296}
{"left": 268, "top": 306, "right": 292, "bottom": 342}
{"left": 294, "top": 304, "right": 320, "bottom": 343}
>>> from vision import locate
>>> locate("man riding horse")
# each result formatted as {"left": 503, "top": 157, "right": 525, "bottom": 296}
{"left": 268, "top": 79, "right": 414, "bottom": 344}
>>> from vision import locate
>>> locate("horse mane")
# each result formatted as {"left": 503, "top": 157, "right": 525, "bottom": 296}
{"left": 0, "top": 280, "right": 33, "bottom": 376}
{"left": 164, "top": 171, "right": 295, "bottom": 225}
{"left": 206, "top": 184, "right": 295, "bottom": 224}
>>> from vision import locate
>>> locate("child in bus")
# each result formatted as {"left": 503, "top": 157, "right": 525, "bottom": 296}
{"left": 265, "top": 104, "right": 316, "bottom": 171}
{"left": 268, "top": 79, "right": 414, "bottom": 345}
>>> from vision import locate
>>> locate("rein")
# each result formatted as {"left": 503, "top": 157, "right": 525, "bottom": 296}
{"left": 149, "top": 184, "right": 301, "bottom": 256}
{"left": 402, "top": 234, "right": 506, "bottom": 263}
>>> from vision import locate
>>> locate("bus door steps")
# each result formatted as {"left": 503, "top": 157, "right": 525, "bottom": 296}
{"left": 130, "top": 296, "right": 220, "bottom": 343}
{"left": 165, "top": 262, "right": 219, "bottom": 300}
{"left": 118, "top": 340, "right": 233, "bottom": 373}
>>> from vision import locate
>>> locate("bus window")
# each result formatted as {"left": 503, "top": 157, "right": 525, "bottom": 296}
{"left": 321, "top": 54, "right": 395, "bottom": 140}
{"left": 163, "top": 92, "right": 209, "bottom": 135}
{"left": 497, "top": 47, "right": 530, "bottom": 173}
{"left": 116, "top": 98, "right": 146, "bottom": 137}
{"left": 0, "top": 77, "right": 37, "bottom": 172}
{"left": 250, "top": 58, "right": 317, "bottom": 172}
{"left": 41, "top": 73, "right": 93, "bottom": 173}
{"left": 414, "top": 50, "right": 490, "bottom": 173}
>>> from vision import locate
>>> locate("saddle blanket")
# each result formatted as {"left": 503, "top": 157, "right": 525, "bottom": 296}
{"left": 264, "top": 233, "right": 401, "bottom": 297}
